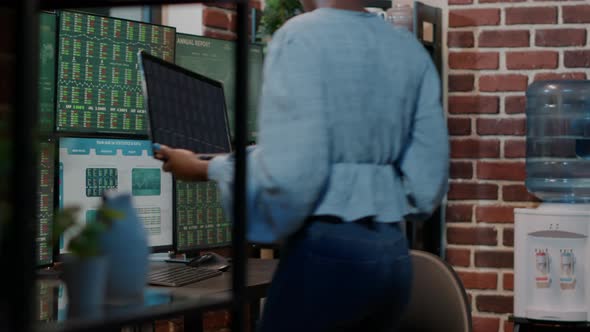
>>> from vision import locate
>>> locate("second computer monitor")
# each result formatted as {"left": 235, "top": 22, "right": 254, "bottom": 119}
{"left": 175, "top": 180, "right": 231, "bottom": 252}
{"left": 58, "top": 137, "right": 173, "bottom": 252}
{"left": 175, "top": 33, "right": 264, "bottom": 143}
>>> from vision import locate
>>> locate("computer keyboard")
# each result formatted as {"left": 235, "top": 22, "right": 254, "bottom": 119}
{"left": 148, "top": 265, "right": 222, "bottom": 287}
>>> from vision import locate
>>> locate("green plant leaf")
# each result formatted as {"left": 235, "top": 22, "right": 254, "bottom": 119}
{"left": 54, "top": 204, "right": 125, "bottom": 258}
{"left": 260, "top": 0, "right": 303, "bottom": 37}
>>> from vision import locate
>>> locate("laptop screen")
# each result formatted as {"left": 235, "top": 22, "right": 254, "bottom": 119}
{"left": 139, "top": 51, "right": 232, "bottom": 154}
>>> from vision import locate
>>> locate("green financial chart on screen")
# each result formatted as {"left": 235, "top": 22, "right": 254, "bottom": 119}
{"left": 56, "top": 11, "right": 176, "bottom": 134}
{"left": 39, "top": 12, "right": 57, "bottom": 133}
{"left": 175, "top": 34, "right": 264, "bottom": 143}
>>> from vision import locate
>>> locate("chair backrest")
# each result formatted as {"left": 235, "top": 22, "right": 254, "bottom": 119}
{"left": 398, "top": 250, "right": 472, "bottom": 332}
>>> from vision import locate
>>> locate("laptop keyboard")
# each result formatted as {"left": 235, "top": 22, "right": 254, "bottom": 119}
{"left": 148, "top": 265, "right": 222, "bottom": 287}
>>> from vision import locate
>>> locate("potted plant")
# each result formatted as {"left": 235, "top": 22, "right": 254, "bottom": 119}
{"left": 53, "top": 206, "right": 120, "bottom": 318}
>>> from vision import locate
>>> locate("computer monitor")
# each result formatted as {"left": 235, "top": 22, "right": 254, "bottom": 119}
{"left": 139, "top": 51, "right": 233, "bottom": 254}
{"left": 175, "top": 181, "right": 231, "bottom": 253}
{"left": 36, "top": 282, "right": 59, "bottom": 322}
{"left": 139, "top": 51, "right": 231, "bottom": 155}
{"left": 36, "top": 12, "right": 57, "bottom": 267}
{"left": 175, "top": 33, "right": 264, "bottom": 143}
{"left": 36, "top": 140, "right": 55, "bottom": 267}
{"left": 58, "top": 137, "right": 173, "bottom": 252}
{"left": 55, "top": 11, "right": 176, "bottom": 135}
{"left": 39, "top": 12, "right": 57, "bottom": 134}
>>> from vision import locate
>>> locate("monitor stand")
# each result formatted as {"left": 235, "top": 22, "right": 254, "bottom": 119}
{"left": 165, "top": 253, "right": 191, "bottom": 264}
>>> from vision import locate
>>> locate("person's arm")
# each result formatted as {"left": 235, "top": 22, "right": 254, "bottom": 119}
{"left": 208, "top": 32, "right": 330, "bottom": 243}
{"left": 398, "top": 61, "right": 450, "bottom": 221}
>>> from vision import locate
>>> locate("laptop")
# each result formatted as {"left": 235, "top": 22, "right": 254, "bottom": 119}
{"left": 139, "top": 51, "right": 232, "bottom": 155}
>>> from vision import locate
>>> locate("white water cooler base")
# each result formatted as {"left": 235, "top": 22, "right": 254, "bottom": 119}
{"left": 526, "top": 308, "right": 587, "bottom": 322}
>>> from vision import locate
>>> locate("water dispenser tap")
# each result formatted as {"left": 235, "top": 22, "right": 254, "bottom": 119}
{"left": 560, "top": 249, "right": 576, "bottom": 290}
{"left": 535, "top": 248, "right": 551, "bottom": 288}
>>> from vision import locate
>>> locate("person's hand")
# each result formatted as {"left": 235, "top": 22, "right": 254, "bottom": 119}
{"left": 153, "top": 143, "right": 209, "bottom": 182}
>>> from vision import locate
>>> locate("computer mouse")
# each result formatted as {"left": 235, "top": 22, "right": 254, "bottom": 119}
{"left": 187, "top": 252, "right": 230, "bottom": 271}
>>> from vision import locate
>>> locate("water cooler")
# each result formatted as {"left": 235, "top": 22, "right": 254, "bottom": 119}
{"left": 515, "top": 80, "right": 590, "bottom": 322}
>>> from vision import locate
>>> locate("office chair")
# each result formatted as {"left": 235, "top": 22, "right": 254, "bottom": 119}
{"left": 398, "top": 250, "right": 472, "bottom": 332}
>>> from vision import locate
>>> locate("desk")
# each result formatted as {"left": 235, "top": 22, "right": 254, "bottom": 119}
{"left": 151, "top": 258, "right": 277, "bottom": 332}
{"left": 36, "top": 259, "right": 278, "bottom": 332}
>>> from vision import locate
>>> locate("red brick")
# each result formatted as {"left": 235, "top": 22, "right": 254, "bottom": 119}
{"left": 450, "top": 9, "right": 501, "bottom": 27}
{"left": 448, "top": 227, "right": 498, "bottom": 246}
{"left": 477, "top": 161, "right": 526, "bottom": 181}
{"left": 449, "top": 52, "right": 499, "bottom": 70}
{"left": 565, "top": 51, "right": 590, "bottom": 68}
{"left": 476, "top": 205, "right": 515, "bottom": 224}
{"left": 476, "top": 295, "right": 514, "bottom": 314}
{"left": 209, "top": 3, "right": 236, "bottom": 10}
{"left": 503, "top": 273, "right": 514, "bottom": 291}
{"left": 503, "top": 185, "right": 541, "bottom": 202}
{"left": 480, "top": 0, "right": 525, "bottom": 2}
{"left": 449, "top": 96, "right": 499, "bottom": 114}
{"left": 448, "top": 182, "right": 499, "bottom": 200}
{"left": 504, "top": 228, "right": 514, "bottom": 247}
{"left": 458, "top": 271, "right": 498, "bottom": 290}
{"left": 451, "top": 139, "right": 500, "bottom": 158}
{"left": 563, "top": 5, "right": 590, "bottom": 23}
{"left": 479, "top": 30, "right": 529, "bottom": 48}
{"left": 505, "top": 139, "right": 526, "bottom": 158}
{"left": 507, "top": 51, "right": 558, "bottom": 70}
{"left": 475, "top": 250, "right": 514, "bottom": 268}
{"left": 472, "top": 316, "right": 501, "bottom": 332}
{"left": 448, "top": 117, "right": 472, "bottom": 136}
{"left": 451, "top": 161, "right": 473, "bottom": 179}
{"left": 449, "top": 0, "right": 474, "bottom": 4}
{"left": 477, "top": 118, "right": 526, "bottom": 136}
{"left": 448, "top": 31, "right": 474, "bottom": 48}
{"left": 203, "top": 8, "right": 230, "bottom": 30}
{"left": 250, "top": 0, "right": 263, "bottom": 11}
{"left": 446, "top": 248, "right": 471, "bottom": 267}
{"left": 505, "top": 96, "right": 526, "bottom": 115}
{"left": 203, "top": 28, "right": 236, "bottom": 41}
{"left": 534, "top": 72, "right": 587, "bottom": 82}
{"left": 446, "top": 204, "right": 474, "bottom": 223}
{"left": 230, "top": 13, "right": 237, "bottom": 32}
{"left": 203, "top": 310, "right": 230, "bottom": 330}
{"left": 505, "top": 320, "right": 514, "bottom": 332}
{"left": 506, "top": 7, "right": 557, "bottom": 25}
{"left": 449, "top": 74, "right": 475, "bottom": 92}
{"left": 535, "top": 29, "right": 586, "bottom": 47}
{"left": 479, "top": 75, "right": 528, "bottom": 92}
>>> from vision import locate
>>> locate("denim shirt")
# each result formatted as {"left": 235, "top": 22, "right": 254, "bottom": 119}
{"left": 208, "top": 8, "right": 449, "bottom": 244}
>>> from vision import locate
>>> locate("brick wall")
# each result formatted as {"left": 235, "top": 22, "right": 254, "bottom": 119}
{"left": 446, "top": 1, "right": 589, "bottom": 331}
{"left": 202, "top": 1, "right": 263, "bottom": 41}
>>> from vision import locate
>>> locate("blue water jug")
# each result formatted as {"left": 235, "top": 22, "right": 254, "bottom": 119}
{"left": 526, "top": 80, "right": 590, "bottom": 202}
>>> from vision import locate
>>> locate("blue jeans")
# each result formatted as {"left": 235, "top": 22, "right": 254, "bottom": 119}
{"left": 257, "top": 218, "right": 413, "bottom": 332}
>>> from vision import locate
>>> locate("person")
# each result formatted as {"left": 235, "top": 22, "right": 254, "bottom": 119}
{"left": 154, "top": 0, "right": 449, "bottom": 330}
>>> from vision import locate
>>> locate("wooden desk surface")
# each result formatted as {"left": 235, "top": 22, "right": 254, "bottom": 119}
{"left": 35, "top": 259, "right": 278, "bottom": 332}
{"left": 150, "top": 258, "right": 278, "bottom": 299}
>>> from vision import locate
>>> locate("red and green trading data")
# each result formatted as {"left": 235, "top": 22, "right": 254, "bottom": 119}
{"left": 175, "top": 181, "right": 231, "bottom": 251}
{"left": 56, "top": 12, "right": 175, "bottom": 134}
{"left": 36, "top": 141, "right": 55, "bottom": 266}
